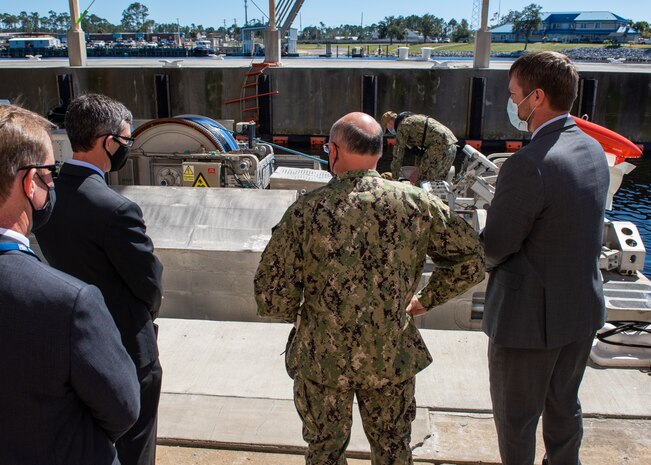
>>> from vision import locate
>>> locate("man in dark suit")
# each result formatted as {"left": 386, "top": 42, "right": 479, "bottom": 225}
{"left": 35, "top": 94, "right": 164, "bottom": 465}
{"left": 482, "top": 51, "right": 609, "bottom": 465}
{"left": 0, "top": 104, "right": 140, "bottom": 464}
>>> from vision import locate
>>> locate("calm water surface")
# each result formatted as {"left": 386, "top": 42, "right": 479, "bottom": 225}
{"left": 607, "top": 155, "right": 651, "bottom": 278}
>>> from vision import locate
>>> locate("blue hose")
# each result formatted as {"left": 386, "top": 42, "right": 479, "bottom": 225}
{"left": 223, "top": 128, "right": 328, "bottom": 166}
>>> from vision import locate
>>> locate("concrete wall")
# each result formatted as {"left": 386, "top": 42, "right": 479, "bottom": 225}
{"left": 1, "top": 66, "right": 649, "bottom": 143}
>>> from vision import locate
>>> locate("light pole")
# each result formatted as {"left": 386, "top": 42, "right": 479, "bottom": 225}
{"left": 473, "top": 0, "right": 491, "bottom": 68}
{"left": 67, "top": 0, "right": 87, "bottom": 66}
{"left": 264, "top": 0, "right": 281, "bottom": 63}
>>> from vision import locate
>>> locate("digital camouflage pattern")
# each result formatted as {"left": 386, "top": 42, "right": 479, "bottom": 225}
{"left": 390, "top": 114, "right": 458, "bottom": 183}
{"left": 254, "top": 169, "right": 485, "bottom": 389}
{"left": 294, "top": 375, "right": 416, "bottom": 465}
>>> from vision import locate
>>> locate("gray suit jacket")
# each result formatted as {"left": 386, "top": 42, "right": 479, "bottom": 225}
{"left": 482, "top": 116, "right": 609, "bottom": 349}
{"left": 0, "top": 239, "right": 140, "bottom": 464}
{"left": 36, "top": 163, "right": 163, "bottom": 368}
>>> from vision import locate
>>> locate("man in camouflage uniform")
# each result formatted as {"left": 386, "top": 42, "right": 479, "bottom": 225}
{"left": 381, "top": 111, "right": 458, "bottom": 184}
{"left": 254, "top": 112, "right": 484, "bottom": 465}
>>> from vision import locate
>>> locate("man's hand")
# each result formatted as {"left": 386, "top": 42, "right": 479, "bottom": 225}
{"left": 406, "top": 295, "right": 427, "bottom": 317}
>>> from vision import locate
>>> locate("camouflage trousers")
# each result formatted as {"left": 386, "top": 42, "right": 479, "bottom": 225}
{"left": 293, "top": 375, "right": 416, "bottom": 465}
{"left": 416, "top": 143, "right": 457, "bottom": 184}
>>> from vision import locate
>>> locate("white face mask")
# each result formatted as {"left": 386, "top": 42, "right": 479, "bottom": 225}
{"left": 507, "top": 89, "right": 537, "bottom": 132}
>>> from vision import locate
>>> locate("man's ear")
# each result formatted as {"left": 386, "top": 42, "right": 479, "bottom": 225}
{"left": 20, "top": 168, "right": 36, "bottom": 201}
{"left": 534, "top": 88, "right": 546, "bottom": 105}
{"left": 94, "top": 134, "right": 110, "bottom": 153}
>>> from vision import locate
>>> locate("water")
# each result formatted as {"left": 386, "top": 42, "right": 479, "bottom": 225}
{"left": 606, "top": 155, "right": 651, "bottom": 278}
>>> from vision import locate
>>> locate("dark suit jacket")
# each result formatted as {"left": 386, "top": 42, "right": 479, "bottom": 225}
{"left": 35, "top": 163, "right": 163, "bottom": 368}
{"left": 0, "top": 240, "right": 140, "bottom": 464}
{"left": 482, "top": 116, "right": 610, "bottom": 349}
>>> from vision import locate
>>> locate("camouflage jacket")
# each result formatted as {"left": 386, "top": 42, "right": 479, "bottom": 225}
{"left": 254, "top": 170, "right": 484, "bottom": 389}
{"left": 391, "top": 114, "right": 458, "bottom": 179}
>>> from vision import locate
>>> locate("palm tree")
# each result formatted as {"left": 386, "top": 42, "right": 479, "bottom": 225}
{"left": 3, "top": 14, "right": 19, "bottom": 31}
{"left": 29, "top": 11, "right": 41, "bottom": 32}
{"left": 18, "top": 11, "right": 29, "bottom": 32}
{"left": 48, "top": 10, "right": 59, "bottom": 32}
{"left": 57, "top": 13, "right": 70, "bottom": 32}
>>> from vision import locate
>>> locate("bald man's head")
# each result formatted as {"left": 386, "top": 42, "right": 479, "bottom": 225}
{"left": 330, "top": 112, "right": 383, "bottom": 156}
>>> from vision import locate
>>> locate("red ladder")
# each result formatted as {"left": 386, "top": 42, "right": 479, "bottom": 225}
{"left": 224, "top": 62, "right": 279, "bottom": 123}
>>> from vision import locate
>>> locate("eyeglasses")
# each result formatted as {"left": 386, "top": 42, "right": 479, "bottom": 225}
{"left": 101, "top": 133, "right": 135, "bottom": 148}
{"left": 18, "top": 161, "right": 61, "bottom": 179}
{"left": 110, "top": 133, "right": 136, "bottom": 148}
{"left": 323, "top": 142, "right": 338, "bottom": 154}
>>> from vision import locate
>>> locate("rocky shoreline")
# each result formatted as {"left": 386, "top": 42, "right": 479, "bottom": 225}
{"left": 435, "top": 47, "right": 651, "bottom": 63}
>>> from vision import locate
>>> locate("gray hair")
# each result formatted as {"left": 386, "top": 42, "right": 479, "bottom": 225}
{"left": 0, "top": 104, "right": 53, "bottom": 204}
{"left": 330, "top": 117, "right": 383, "bottom": 156}
{"left": 65, "top": 93, "right": 132, "bottom": 152}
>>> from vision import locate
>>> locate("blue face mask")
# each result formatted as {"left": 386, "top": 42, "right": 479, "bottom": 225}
{"left": 388, "top": 128, "right": 396, "bottom": 136}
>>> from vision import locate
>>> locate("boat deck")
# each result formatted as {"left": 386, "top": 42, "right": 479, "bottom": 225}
{"left": 155, "top": 318, "right": 651, "bottom": 464}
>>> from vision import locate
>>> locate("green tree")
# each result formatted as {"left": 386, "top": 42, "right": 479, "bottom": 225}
{"left": 299, "top": 25, "right": 318, "bottom": 40}
{"left": 633, "top": 21, "right": 649, "bottom": 38}
{"left": 18, "top": 11, "right": 29, "bottom": 32}
{"left": 445, "top": 18, "right": 458, "bottom": 38}
{"left": 47, "top": 10, "right": 58, "bottom": 31}
{"left": 28, "top": 11, "right": 40, "bottom": 32}
{"left": 498, "top": 10, "right": 521, "bottom": 27}
{"left": 56, "top": 13, "right": 70, "bottom": 32}
{"left": 0, "top": 13, "right": 18, "bottom": 32}
{"left": 420, "top": 14, "right": 443, "bottom": 43}
{"left": 513, "top": 3, "right": 543, "bottom": 50}
{"left": 403, "top": 15, "right": 421, "bottom": 32}
{"left": 121, "top": 2, "right": 150, "bottom": 32}
{"left": 39, "top": 14, "right": 52, "bottom": 31}
{"left": 81, "top": 14, "right": 115, "bottom": 33}
{"left": 378, "top": 16, "right": 404, "bottom": 44}
{"left": 452, "top": 19, "right": 471, "bottom": 42}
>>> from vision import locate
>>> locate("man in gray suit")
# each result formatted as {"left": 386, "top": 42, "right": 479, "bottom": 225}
{"left": 482, "top": 51, "right": 609, "bottom": 465}
{"left": 0, "top": 104, "right": 140, "bottom": 464}
{"left": 36, "top": 94, "right": 164, "bottom": 465}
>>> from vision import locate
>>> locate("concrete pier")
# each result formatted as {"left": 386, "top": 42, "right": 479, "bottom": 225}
{"left": 155, "top": 318, "right": 651, "bottom": 464}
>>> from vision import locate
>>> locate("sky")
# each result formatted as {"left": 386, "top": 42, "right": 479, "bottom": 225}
{"left": 2, "top": 1, "right": 648, "bottom": 29}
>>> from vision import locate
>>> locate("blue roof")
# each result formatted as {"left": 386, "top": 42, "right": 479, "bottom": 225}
{"left": 575, "top": 12, "right": 629, "bottom": 22}
{"left": 543, "top": 13, "right": 581, "bottom": 23}
{"left": 490, "top": 24, "right": 513, "bottom": 34}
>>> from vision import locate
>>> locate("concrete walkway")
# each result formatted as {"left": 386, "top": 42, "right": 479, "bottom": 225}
{"left": 3, "top": 56, "right": 651, "bottom": 74}
{"left": 156, "top": 318, "right": 651, "bottom": 464}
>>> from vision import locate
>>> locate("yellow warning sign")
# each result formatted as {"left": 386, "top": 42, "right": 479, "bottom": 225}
{"left": 192, "top": 172, "right": 209, "bottom": 188}
{"left": 183, "top": 165, "right": 194, "bottom": 182}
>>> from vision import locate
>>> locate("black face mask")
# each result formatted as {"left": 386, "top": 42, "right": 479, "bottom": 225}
{"left": 25, "top": 173, "right": 56, "bottom": 231}
{"left": 105, "top": 137, "right": 131, "bottom": 172}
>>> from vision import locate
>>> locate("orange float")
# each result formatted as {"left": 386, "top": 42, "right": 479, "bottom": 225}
{"left": 573, "top": 116, "right": 642, "bottom": 164}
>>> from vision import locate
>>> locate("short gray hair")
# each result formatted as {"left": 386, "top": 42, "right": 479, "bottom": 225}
{"left": 65, "top": 93, "right": 132, "bottom": 152}
{"left": 330, "top": 117, "right": 383, "bottom": 156}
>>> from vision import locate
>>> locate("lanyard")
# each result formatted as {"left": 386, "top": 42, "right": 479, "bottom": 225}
{"left": 0, "top": 242, "right": 40, "bottom": 260}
